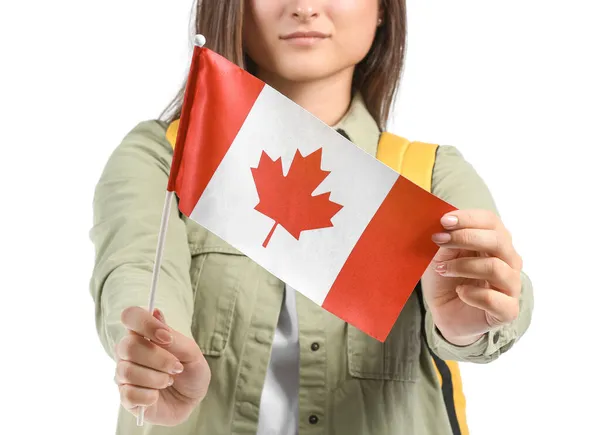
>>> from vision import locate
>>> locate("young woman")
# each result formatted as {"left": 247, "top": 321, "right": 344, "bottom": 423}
{"left": 89, "top": 1, "right": 534, "bottom": 434}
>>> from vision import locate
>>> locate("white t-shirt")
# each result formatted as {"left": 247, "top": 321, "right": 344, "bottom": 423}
{"left": 256, "top": 284, "right": 300, "bottom": 435}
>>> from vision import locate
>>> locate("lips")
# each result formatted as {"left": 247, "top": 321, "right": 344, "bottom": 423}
{"left": 280, "top": 31, "right": 329, "bottom": 40}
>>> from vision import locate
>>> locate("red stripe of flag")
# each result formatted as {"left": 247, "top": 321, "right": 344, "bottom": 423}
{"left": 322, "top": 176, "right": 456, "bottom": 341}
{"left": 168, "top": 47, "right": 265, "bottom": 216}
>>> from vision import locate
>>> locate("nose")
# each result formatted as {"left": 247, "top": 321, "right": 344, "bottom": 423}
{"left": 292, "top": 4, "right": 319, "bottom": 23}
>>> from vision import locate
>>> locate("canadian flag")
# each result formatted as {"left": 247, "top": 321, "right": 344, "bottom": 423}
{"left": 168, "top": 45, "right": 455, "bottom": 341}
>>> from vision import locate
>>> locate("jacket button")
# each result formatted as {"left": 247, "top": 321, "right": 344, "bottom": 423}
{"left": 311, "top": 342, "right": 320, "bottom": 351}
{"left": 309, "top": 415, "right": 319, "bottom": 424}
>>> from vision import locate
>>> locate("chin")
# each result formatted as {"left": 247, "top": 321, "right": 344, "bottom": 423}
{"left": 272, "top": 58, "right": 340, "bottom": 83}
{"left": 279, "top": 69, "right": 333, "bottom": 83}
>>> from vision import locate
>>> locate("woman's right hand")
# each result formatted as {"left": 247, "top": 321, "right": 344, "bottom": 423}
{"left": 114, "top": 306, "right": 211, "bottom": 426}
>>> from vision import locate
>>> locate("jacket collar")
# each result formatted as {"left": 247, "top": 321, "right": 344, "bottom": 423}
{"left": 332, "top": 93, "right": 381, "bottom": 157}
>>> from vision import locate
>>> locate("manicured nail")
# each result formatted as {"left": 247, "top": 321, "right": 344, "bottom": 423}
{"left": 432, "top": 232, "right": 451, "bottom": 243}
{"left": 441, "top": 215, "right": 458, "bottom": 228}
{"left": 153, "top": 308, "right": 166, "bottom": 324}
{"left": 435, "top": 263, "right": 447, "bottom": 274}
{"left": 171, "top": 362, "right": 184, "bottom": 374}
{"left": 155, "top": 329, "right": 172, "bottom": 344}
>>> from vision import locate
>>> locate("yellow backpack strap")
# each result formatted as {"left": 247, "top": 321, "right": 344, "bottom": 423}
{"left": 376, "top": 132, "right": 437, "bottom": 191}
{"left": 376, "top": 132, "right": 469, "bottom": 435}
{"left": 165, "top": 119, "right": 180, "bottom": 149}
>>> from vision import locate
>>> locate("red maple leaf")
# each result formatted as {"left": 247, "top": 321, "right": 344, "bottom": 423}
{"left": 251, "top": 148, "right": 343, "bottom": 248}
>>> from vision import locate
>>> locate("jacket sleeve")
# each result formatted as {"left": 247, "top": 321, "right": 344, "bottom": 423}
{"left": 88, "top": 120, "right": 195, "bottom": 361}
{"left": 425, "top": 145, "right": 534, "bottom": 363}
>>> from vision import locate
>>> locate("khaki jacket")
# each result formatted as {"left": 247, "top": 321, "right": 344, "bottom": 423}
{"left": 89, "top": 94, "right": 533, "bottom": 434}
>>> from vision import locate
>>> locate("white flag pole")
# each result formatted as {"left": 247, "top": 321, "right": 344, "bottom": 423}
{"left": 136, "top": 33, "right": 206, "bottom": 427}
{"left": 136, "top": 189, "right": 174, "bottom": 427}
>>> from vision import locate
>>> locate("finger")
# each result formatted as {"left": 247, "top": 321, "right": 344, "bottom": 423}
{"left": 116, "top": 360, "right": 174, "bottom": 390}
{"left": 456, "top": 285, "right": 520, "bottom": 325}
{"left": 153, "top": 308, "right": 166, "bottom": 325}
{"left": 119, "top": 384, "right": 159, "bottom": 411}
{"left": 436, "top": 257, "right": 521, "bottom": 296}
{"left": 116, "top": 334, "right": 185, "bottom": 375}
{"left": 121, "top": 306, "right": 202, "bottom": 363}
{"left": 121, "top": 306, "right": 173, "bottom": 345}
{"left": 433, "top": 228, "right": 520, "bottom": 269}
{"left": 439, "top": 210, "right": 523, "bottom": 271}
{"left": 440, "top": 209, "right": 501, "bottom": 231}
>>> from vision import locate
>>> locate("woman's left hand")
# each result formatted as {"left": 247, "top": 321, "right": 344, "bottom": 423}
{"left": 420, "top": 209, "right": 523, "bottom": 346}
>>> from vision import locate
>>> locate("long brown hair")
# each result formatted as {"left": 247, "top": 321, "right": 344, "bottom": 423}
{"left": 159, "top": 0, "right": 407, "bottom": 130}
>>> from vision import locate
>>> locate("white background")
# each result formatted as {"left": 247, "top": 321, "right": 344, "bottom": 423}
{"left": 1, "top": 1, "right": 598, "bottom": 434}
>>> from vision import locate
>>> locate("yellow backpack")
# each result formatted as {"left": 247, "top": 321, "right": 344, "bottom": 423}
{"left": 165, "top": 123, "right": 468, "bottom": 435}
{"left": 378, "top": 132, "right": 468, "bottom": 435}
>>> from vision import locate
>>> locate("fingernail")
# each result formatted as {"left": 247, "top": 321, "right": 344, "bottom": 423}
{"left": 153, "top": 308, "right": 166, "bottom": 324}
{"left": 167, "top": 377, "right": 174, "bottom": 386}
{"left": 435, "top": 263, "right": 447, "bottom": 274}
{"left": 155, "top": 329, "right": 172, "bottom": 344}
{"left": 171, "top": 362, "right": 184, "bottom": 374}
{"left": 441, "top": 215, "right": 458, "bottom": 228}
{"left": 432, "top": 232, "right": 451, "bottom": 243}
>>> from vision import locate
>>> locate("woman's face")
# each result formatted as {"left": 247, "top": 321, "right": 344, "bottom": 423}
{"left": 244, "top": 0, "right": 381, "bottom": 83}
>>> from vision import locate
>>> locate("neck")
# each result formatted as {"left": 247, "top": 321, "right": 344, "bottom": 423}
{"left": 257, "top": 67, "right": 355, "bottom": 126}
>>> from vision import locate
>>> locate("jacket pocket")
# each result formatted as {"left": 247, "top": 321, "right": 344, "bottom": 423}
{"left": 346, "top": 291, "right": 422, "bottom": 382}
{"left": 187, "top": 225, "right": 246, "bottom": 356}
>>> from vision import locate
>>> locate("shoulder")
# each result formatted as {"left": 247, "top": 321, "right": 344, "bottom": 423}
{"left": 432, "top": 144, "right": 473, "bottom": 178}
{"left": 434, "top": 143, "right": 465, "bottom": 159}
{"left": 431, "top": 144, "right": 499, "bottom": 213}
{"left": 112, "top": 119, "right": 173, "bottom": 161}
{"left": 431, "top": 144, "right": 478, "bottom": 183}
{"left": 119, "top": 119, "right": 171, "bottom": 148}
{"left": 99, "top": 119, "right": 174, "bottom": 180}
